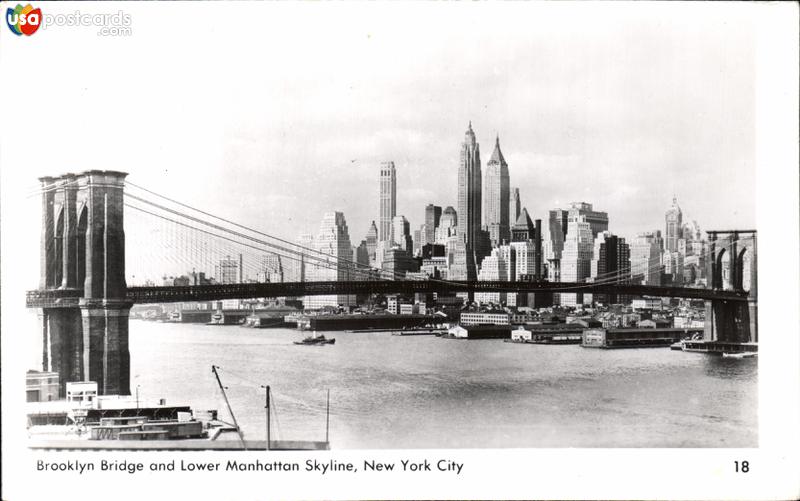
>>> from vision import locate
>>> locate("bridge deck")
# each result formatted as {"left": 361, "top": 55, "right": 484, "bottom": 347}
{"left": 26, "top": 281, "right": 749, "bottom": 308}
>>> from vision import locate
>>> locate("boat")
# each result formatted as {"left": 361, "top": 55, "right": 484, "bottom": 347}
{"left": 294, "top": 332, "right": 336, "bottom": 345}
{"left": 670, "top": 341, "right": 684, "bottom": 350}
{"left": 722, "top": 352, "right": 757, "bottom": 359}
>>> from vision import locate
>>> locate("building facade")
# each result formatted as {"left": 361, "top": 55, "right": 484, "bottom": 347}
{"left": 665, "top": 196, "right": 683, "bottom": 253}
{"left": 379, "top": 161, "right": 397, "bottom": 242}
{"left": 304, "top": 212, "right": 357, "bottom": 309}
{"left": 483, "top": 135, "right": 510, "bottom": 247}
{"left": 457, "top": 122, "right": 482, "bottom": 279}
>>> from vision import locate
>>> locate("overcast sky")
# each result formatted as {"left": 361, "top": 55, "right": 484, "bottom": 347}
{"left": 1, "top": 2, "right": 757, "bottom": 282}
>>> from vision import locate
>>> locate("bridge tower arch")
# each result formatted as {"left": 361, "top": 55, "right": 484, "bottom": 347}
{"left": 38, "top": 171, "right": 131, "bottom": 396}
{"left": 704, "top": 230, "right": 757, "bottom": 344}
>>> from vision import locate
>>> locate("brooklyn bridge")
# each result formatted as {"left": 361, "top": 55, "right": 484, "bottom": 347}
{"left": 27, "top": 171, "right": 758, "bottom": 396}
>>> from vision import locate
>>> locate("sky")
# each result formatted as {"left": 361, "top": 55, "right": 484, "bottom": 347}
{"left": 1, "top": 2, "right": 757, "bottom": 285}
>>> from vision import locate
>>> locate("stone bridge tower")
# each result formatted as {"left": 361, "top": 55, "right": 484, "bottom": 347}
{"left": 704, "top": 230, "right": 757, "bottom": 344}
{"left": 38, "top": 170, "right": 131, "bottom": 396}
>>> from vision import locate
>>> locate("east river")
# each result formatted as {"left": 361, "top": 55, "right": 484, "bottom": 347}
{"left": 121, "top": 320, "right": 759, "bottom": 449}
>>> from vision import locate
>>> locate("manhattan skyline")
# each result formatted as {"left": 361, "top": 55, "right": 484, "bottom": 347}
{"left": 2, "top": 3, "right": 756, "bottom": 286}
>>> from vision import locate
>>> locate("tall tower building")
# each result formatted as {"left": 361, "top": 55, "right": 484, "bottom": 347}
{"left": 216, "top": 254, "right": 243, "bottom": 284}
{"left": 589, "top": 231, "right": 630, "bottom": 305}
{"left": 457, "top": 122, "right": 482, "bottom": 280}
{"left": 483, "top": 135, "right": 510, "bottom": 247}
{"left": 457, "top": 122, "right": 482, "bottom": 250}
{"left": 379, "top": 161, "right": 396, "bottom": 242}
{"left": 665, "top": 196, "right": 683, "bottom": 252}
{"left": 568, "top": 202, "right": 608, "bottom": 238}
{"left": 510, "top": 187, "right": 521, "bottom": 225}
{"left": 365, "top": 221, "right": 378, "bottom": 266}
{"left": 560, "top": 215, "right": 594, "bottom": 306}
{"left": 424, "top": 204, "right": 442, "bottom": 246}
{"left": 436, "top": 206, "right": 458, "bottom": 243}
{"left": 630, "top": 231, "right": 663, "bottom": 286}
{"left": 392, "top": 215, "right": 412, "bottom": 254}
{"left": 304, "top": 212, "right": 356, "bottom": 309}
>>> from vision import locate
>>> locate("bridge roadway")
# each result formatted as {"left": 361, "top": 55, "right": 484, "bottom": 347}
{"left": 26, "top": 280, "right": 748, "bottom": 308}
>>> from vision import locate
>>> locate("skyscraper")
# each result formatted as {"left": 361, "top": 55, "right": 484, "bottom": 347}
{"left": 379, "top": 161, "right": 396, "bottom": 242}
{"left": 510, "top": 187, "right": 521, "bottom": 225}
{"left": 567, "top": 202, "right": 609, "bottom": 238}
{"left": 365, "top": 221, "right": 378, "bottom": 266}
{"left": 436, "top": 206, "right": 458, "bottom": 243}
{"left": 630, "top": 231, "right": 663, "bottom": 286}
{"left": 304, "top": 212, "right": 356, "bottom": 309}
{"left": 560, "top": 215, "right": 594, "bottom": 306}
{"left": 457, "top": 122, "right": 482, "bottom": 280}
{"left": 216, "top": 254, "right": 243, "bottom": 284}
{"left": 392, "top": 215, "right": 412, "bottom": 254}
{"left": 589, "top": 231, "right": 630, "bottom": 305}
{"left": 665, "top": 196, "right": 683, "bottom": 252}
{"left": 457, "top": 122, "right": 482, "bottom": 249}
{"left": 424, "top": 204, "right": 442, "bottom": 246}
{"left": 483, "top": 135, "right": 510, "bottom": 247}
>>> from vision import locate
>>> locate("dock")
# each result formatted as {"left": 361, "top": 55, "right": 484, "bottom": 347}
{"left": 28, "top": 439, "right": 330, "bottom": 451}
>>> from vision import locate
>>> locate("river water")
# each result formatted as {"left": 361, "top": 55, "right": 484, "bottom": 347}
{"left": 128, "top": 320, "right": 757, "bottom": 449}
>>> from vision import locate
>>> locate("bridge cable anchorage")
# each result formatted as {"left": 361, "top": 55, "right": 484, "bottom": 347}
{"left": 124, "top": 182, "right": 470, "bottom": 287}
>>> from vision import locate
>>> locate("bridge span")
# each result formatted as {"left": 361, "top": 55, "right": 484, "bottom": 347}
{"left": 26, "top": 280, "right": 748, "bottom": 308}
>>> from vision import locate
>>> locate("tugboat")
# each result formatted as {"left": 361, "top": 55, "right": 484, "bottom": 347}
{"left": 294, "top": 332, "right": 336, "bottom": 345}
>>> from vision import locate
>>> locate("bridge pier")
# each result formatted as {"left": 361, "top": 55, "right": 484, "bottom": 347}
{"left": 81, "top": 300, "right": 132, "bottom": 395}
{"left": 702, "top": 230, "right": 757, "bottom": 346}
{"left": 704, "top": 299, "right": 757, "bottom": 344}
{"left": 42, "top": 308, "right": 84, "bottom": 396}
{"left": 35, "top": 170, "right": 130, "bottom": 396}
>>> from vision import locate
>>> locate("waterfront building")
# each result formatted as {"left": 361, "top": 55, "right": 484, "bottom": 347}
{"left": 457, "top": 122, "right": 483, "bottom": 277}
{"left": 560, "top": 215, "right": 594, "bottom": 306}
{"left": 630, "top": 232, "right": 663, "bottom": 286}
{"left": 379, "top": 161, "right": 397, "bottom": 242}
{"left": 365, "top": 221, "right": 378, "bottom": 266}
{"left": 510, "top": 187, "right": 521, "bottom": 225}
{"left": 459, "top": 312, "right": 511, "bottom": 326}
{"left": 665, "top": 196, "right": 683, "bottom": 253}
{"left": 588, "top": 231, "right": 630, "bottom": 305}
{"left": 483, "top": 135, "right": 510, "bottom": 247}
{"left": 392, "top": 215, "right": 412, "bottom": 254}
{"left": 304, "top": 211, "right": 356, "bottom": 309}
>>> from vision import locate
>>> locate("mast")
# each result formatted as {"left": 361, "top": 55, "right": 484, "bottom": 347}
{"left": 325, "top": 389, "right": 330, "bottom": 443}
{"left": 211, "top": 365, "right": 246, "bottom": 449}
{"left": 261, "top": 384, "right": 271, "bottom": 451}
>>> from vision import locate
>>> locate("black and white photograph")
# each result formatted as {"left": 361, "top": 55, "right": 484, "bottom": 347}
{"left": 1, "top": 1, "right": 798, "bottom": 500}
